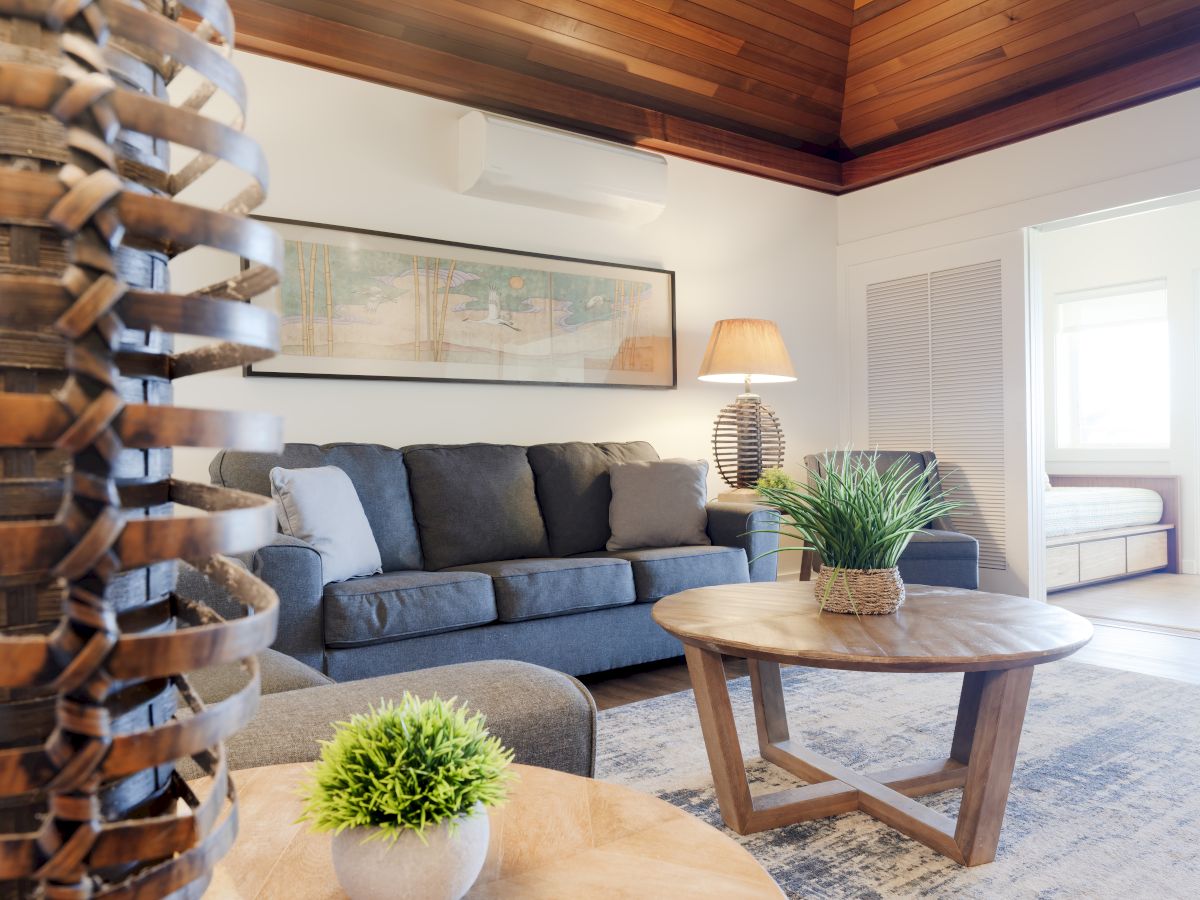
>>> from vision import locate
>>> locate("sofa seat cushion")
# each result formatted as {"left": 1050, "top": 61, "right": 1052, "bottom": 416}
{"left": 404, "top": 444, "right": 550, "bottom": 570}
{"left": 576, "top": 545, "right": 750, "bottom": 602}
{"left": 323, "top": 571, "right": 497, "bottom": 648}
{"left": 445, "top": 557, "right": 635, "bottom": 623}
{"left": 902, "top": 529, "right": 980, "bottom": 561}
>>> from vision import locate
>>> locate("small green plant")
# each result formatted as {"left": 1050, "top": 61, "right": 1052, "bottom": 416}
{"left": 300, "top": 695, "right": 514, "bottom": 844}
{"left": 755, "top": 468, "right": 799, "bottom": 492}
{"left": 752, "top": 451, "right": 960, "bottom": 605}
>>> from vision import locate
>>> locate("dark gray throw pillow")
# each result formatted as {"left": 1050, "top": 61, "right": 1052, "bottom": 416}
{"left": 607, "top": 458, "right": 711, "bottom": 551}
{"left": 404, "top": 444, "right": 550, "bottom": 570}
{"left": 528, "top": 441, "right": 659, "bottom": 556}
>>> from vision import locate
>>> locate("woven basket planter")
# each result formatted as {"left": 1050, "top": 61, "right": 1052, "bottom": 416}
{"left": 813, "top": 566, "right": 906, "bottom": 615}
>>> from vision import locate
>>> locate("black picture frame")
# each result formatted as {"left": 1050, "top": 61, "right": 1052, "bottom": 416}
{"left": 243, "top": 216, "right": 677, "bottom": 390}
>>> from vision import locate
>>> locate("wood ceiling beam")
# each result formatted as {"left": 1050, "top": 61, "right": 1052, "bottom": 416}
{"left": 841, "top": 39, "right": 1200, "bottom": 189}
{"left": 226, "top": 0, "right": 844, "bottom": 192}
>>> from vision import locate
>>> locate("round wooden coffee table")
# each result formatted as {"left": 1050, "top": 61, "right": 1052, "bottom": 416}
{"left": 207, "top": 761, "right": 782, "bottom": 898}
{"left": 653, "top": 580, "right": 1093, "bottom": 867}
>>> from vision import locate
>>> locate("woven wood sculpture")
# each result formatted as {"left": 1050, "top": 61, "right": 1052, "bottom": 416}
{"left": 0, "top": 1, "right": 282, "bottom": 897}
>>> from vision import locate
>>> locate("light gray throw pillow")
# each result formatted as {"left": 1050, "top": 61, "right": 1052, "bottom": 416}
{"left": 607, "top": 458, "right": 711, "bottom": 551}
{"left": 270, "top": 465, "right": 383, "bottom": 585}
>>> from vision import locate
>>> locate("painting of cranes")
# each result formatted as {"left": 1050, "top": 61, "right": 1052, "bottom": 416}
{"left": 245, "top": 218, "right": 676, "bottom": 388}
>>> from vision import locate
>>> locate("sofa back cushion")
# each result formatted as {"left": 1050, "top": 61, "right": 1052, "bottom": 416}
{"left": 404, "top": 444, "right": 550, "bottom": 570}
{"left": 527, "top": 441, "right": 659, "bottom": 556}
{"left": 210, "top": 443, "right": 422, "bottom": 571}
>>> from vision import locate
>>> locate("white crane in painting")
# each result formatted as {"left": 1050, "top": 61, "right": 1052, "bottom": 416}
{"left": 467, "top": 289, "right": 520, "bottom": 331}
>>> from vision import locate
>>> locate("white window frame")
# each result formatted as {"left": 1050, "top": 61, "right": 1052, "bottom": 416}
{"left": 1049, "top": 279, "right": 1170, "bottom": 453}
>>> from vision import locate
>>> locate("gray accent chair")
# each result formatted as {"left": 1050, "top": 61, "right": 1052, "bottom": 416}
{"left": 210, "top": 441, "right": 778, "bottom": 681}
{"left": 801, "top": 450, "right": 979, "bottom": 590}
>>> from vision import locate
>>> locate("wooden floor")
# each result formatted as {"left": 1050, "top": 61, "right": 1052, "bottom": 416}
{"left": 583, "top": 621, "right": 1200, "bottom": 711}
{"left": 1050, "top": 573, "right": 1200, "bottom": 634}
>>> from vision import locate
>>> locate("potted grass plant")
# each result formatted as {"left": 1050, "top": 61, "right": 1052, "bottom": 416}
{"left": 754, "top": 451, "right": 959, "bottom": 615}
{"left": 300, "top": 694, "right": 514, "bottom": 900}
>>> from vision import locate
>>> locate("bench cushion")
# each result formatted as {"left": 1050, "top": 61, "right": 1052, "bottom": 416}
{"left": 405, "top": 444, "right": 550, "bottom": 570}
{"left": 527, "top": 441, "right": 659, "bottom": 556}
{"left": 576, "top": 545, "right": 750, "bottom": 602}
{"left": 322, "top": 571, "right": 497, "bottom": 647}
{"left": 446, "top": 557, "right": 635, "bottom": 622}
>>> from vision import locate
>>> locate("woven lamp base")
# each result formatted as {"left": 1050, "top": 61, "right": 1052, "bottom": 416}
{"left": 813, "top": 566, "right": 905, "bottom": 615}
{"left": 711, "top": 394, "right": 785, "bottom": 489}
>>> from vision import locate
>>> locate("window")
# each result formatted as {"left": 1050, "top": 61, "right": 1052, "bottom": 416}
{"left": 1053, "top": 282, "right": 1169, "bottom": 449}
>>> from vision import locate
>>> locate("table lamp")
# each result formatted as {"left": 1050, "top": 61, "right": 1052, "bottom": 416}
{"left": 698, "top": 318, "right": 797, "bottom": 495}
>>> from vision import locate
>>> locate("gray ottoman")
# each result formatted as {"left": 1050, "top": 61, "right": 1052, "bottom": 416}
{"left": 189, "top": 650, "right": 597, "bottom": 777}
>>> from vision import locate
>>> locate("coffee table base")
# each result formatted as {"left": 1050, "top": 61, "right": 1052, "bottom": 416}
{"left": 684, "top": 646, "right": 1035, "bottom": 867}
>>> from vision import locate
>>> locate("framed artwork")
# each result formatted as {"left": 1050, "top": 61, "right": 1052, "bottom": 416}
{"left": 244, "top": 217, "right": 676, "bottom": 388}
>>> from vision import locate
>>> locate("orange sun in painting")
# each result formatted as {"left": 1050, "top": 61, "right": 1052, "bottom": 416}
{"left": 508, "top": 275, "right": 524, "bottom": 290}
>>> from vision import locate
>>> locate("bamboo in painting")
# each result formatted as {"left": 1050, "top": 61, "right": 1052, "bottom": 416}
{"left": 250, "top": 220, "right": 676, "bottom": 388}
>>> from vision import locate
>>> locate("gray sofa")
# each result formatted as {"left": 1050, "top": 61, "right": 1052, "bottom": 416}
{"left": 802, "top": 450, "right": 980, "bottom": 590}
{"left": 210, "top": 441, "right": 778, "bottom": 681}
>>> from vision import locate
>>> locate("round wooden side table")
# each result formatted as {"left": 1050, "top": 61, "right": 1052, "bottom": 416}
{"left": 653, "top": 580, "right": 1093, "bottom": 867}
{"left": 206, "top": 762, "right": 783, "bottom": 898}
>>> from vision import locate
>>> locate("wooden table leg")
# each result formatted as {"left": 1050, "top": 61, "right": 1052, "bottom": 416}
{"left": 748, "top": 659, "right": 790, "bottom": 750}
{"left": 951, "top": 671, "right": 987, "bottom": 764}
{"left": 953, "top": 666, "right": 1035, "bottom": 865}
{"left": 685, "top": 651, "right": 1036, "bottom": 865}
{"left": 683, "top": 645, "right": 754, "bottom": 832}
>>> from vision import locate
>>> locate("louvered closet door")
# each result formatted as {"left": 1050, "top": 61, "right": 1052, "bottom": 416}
{"left": 865, "top": 261, "right": 1007, "bottom": 572}
{"left": 867, "top": 274, "right": 932, "bottom": 449}
{"left": 930, "top": 262, "right": 1006, "bottom": 571}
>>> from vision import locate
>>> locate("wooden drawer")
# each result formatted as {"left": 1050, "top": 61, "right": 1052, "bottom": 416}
{"left": 1127, "top": 531, "right": 1168, "bottom": 572}
{"left": 1079, "top": 538, "right": 1126, "bottom": 582}
{"left": 1046, "top": 544, "right": 1079, "bottom": 588}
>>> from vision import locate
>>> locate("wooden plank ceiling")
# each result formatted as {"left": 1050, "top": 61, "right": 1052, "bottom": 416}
{"left": 225, "top": 0, "right": 1200, "bottom": 192}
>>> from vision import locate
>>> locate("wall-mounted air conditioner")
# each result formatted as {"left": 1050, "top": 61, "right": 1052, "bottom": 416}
{"left": 457, "top": 111, "right": 667, "bottom": 225}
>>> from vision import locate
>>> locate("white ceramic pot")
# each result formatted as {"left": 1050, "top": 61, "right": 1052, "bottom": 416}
{"left": 330, "top": 804, "right": 489, "bottom": 900}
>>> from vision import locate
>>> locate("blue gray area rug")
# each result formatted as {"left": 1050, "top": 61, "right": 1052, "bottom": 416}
{"left": 595, "top": 661, "right": 1200, "bottom": 899}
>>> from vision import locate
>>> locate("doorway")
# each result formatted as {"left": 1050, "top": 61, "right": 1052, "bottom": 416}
{"left": 1030, "top": 193, "right": 1200, "bottom": 637}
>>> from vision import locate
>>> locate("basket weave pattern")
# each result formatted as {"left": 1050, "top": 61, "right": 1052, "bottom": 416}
{"left": 0, "top": 1, "right": 281, "bottom": 897}
{"left": 813, "top": 566, "right": 906, "bottom": 615}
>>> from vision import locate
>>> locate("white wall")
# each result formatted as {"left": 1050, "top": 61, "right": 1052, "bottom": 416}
{"left": 836, "top": 87, "right": 1200, "bottom": 597}
{"left": 838, "top": 88, "right": 1200, "bottom": 251}
{"left": 173, "top": 53, "right": 839, "bottom": 500}
{"left": 1039, "top": 200, "right": 1200, "bottom": 572}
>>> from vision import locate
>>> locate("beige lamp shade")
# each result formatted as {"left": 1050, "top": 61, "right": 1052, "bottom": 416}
{"left": 697, "top": 318, "right": 797, "bottom": 385}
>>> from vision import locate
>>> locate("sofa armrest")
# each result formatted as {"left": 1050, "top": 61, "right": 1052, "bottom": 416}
{"left": 210, "top": 660, "right": 598, "bottom": 778}
{"left": 706, "top": 501, "right": 779, "bottom": 582}
{"left": 249, "top": 534, "right": 326, "bottom": 671}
